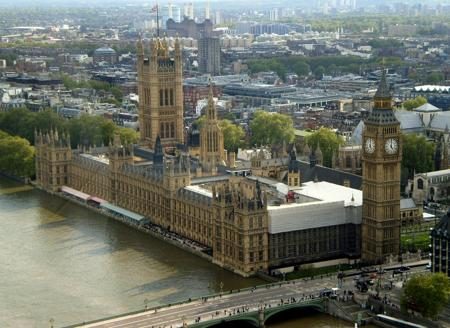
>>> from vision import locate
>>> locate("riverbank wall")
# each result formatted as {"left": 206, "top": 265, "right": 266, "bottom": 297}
{"left": 31, "top": 181, "right": 269, "bottom": 279}
{"left": 31, "top": 182, "right": 214, "bottom": 263}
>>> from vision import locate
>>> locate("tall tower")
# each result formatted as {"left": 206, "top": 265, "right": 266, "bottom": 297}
{"left": 199, "top": 85, "right": 225, "bottom": 173}
{"left": 137, "top": 37, "right": 184, "bottom": 150}
{"left": 198, "top": 37, "right": 221, "bottom": 75}
{"left": 361, "top": 70, "right": 402, "bottom": 264}
{"left": 35, "top": 129, "right": 72, "bottom": 192}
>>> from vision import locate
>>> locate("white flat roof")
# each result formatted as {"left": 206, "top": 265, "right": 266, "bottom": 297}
{"left": 294, "top": 181, "right": 362, "bottom": 207}
{"left": 184, "top": 185, "right": 213, "bottom": 198}
{"left": 422, "top": 169, "right": 450, "bottom": 178}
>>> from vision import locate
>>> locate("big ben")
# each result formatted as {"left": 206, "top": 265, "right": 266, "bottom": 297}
{"left": 361, "top": 70, "right": 401, "bottom": 264}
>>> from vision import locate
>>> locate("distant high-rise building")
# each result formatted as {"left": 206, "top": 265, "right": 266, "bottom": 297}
{"left": 269, "top": 8, "right": 279, "bottom": 21}
{"left": 214, "top": 11, "right": 221, "bottom": 25}
{"left": 198, "top": 37, "right": 221, "bottom": 75}
{"left": 205, "top": 0, "right": 210, "bottom": 20}
{"left": 183, "top": 2, "right": 194, "bottom": 19}
{"left": 161, "top": 4, "right": 181, "bottom": 28}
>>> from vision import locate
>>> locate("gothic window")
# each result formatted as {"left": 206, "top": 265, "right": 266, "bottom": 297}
{"left": 165, "top": 89, "right": 169, "bottom": 106}
{"left": 170, "top": 89, "right": 174, "bottom": 105}
{"left": 171, "top": 122, "right": 175, "bottom": 138}
{"left": 160, "top": 123, "right": 165, "bottom": 138}
{"left": 346, "top": 156, "right": 352, "bottom": 168}
{"left": 159, "top": 89, "right": 164, "bottom": 106}
{"left": 415, "top": 178, "right": 422, "bottom": 190}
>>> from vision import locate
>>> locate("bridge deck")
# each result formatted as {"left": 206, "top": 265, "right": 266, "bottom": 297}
{"left": 76, "top": 278, "right": 335, "bottom": 328}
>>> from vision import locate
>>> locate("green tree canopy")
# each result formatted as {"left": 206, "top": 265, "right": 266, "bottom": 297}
{"left": 117, "top": 127, "right": 139, "bottom": 145}
{"left": 0, "top": 131, "right": 35, "bottom": 177}
{"left": 192, "top": 116, "right": 245, "bottom": 153}
{"left": 0, "top": 109, "right": 139, "bottom": 149}
{"left": 403, "top": 96, "right": 427, "bottom": 110}
{"left": 314, "top": 65, "right": 326, "bottom": 79}
{"left": 293, "top": 61, "right": 310, "bottom": 77}
{"left": 427, "top": 72, "right": 445, "bottom": 84}
{"left": 306, "top": 127, "right": 344, "bottom": 167}
{"left": 219, "top": 119, "right": 245, "bottom": 153}
{"left": 250, "top": 111, "right": 294, "bottom": 146}
{"left": 402, "top": 133, "right": 435, "bottom": 178}
{"left": 401, "top": 273, "right": 450, "bottom": 319}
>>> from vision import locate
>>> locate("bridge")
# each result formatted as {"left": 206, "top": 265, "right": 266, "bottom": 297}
{"left": 73, "top": 278, "right": 335, "bottom": 328}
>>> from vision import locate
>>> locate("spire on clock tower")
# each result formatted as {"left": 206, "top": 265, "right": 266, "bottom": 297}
{"left": 361, "top": 67, "right": 402, "bottom": 264}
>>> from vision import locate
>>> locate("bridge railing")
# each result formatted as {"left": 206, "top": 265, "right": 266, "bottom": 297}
{"left": 65, "top": 279, "right": 324, "bottom": 328}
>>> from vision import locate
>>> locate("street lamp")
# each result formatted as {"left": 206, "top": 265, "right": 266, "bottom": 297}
{"left": 144, "top": 298, "right": 149, "bottom": 310}
{"left": 220, "top": 281, "right": 224, "bottom": 294}
{"left": 49, "top": 318, "right": 54, "bottom": 328}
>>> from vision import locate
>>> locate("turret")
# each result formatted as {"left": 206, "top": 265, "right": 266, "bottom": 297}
{"left": 35, "top": 129, "right": 72, "bottom": 191}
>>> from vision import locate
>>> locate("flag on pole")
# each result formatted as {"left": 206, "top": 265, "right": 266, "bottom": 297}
{"left": 151, "top": 4, "right": 158, "bottom": 13}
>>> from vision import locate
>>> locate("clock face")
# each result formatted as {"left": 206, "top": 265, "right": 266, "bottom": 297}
{"left": 385, "top": 138, "right": 398, "bottom": 154}
{"left": 365, "top": 138, "right": 375, "bottom": 154}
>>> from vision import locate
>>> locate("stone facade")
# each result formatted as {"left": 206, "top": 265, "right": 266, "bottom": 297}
{"left": 199, "top": 87, "right": 226, "bottom": 173}
{"left": 361, "top": 71, "right": 402, "bottom": 264}
{"left": 137, "top": 37, "right": 184, "bottom": 149}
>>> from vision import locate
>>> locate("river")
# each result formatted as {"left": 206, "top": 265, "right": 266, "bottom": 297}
{"left": 0, "top": 177, "right": 362, "bottom": 328}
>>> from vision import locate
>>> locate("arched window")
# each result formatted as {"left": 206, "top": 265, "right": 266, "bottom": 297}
{"left": 170, "top": 89, "right": 174, "bottom": 105}
{"left": 417, "top": 178, "right": 424, "bottom": 190}
{"left": 160, "top": 123, "right": 165, "bottom": 138}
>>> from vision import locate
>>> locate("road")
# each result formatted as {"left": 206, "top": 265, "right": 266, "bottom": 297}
{"left": 79, "top": 278, "right": 336, "bottom": 328}
{"left": 77, "top": 261, "right": 430, "bottom": 328}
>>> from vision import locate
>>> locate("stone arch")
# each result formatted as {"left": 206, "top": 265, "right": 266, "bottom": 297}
{"left": 264, "top": 303, "right": 324, "bottom": 324}
{"left": 201, "top": 317, "right": 259, "bottom": 328}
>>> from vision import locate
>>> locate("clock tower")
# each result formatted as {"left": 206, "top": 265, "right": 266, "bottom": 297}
{"left": 361, "top": 70, "right": 402, "bottom": 264}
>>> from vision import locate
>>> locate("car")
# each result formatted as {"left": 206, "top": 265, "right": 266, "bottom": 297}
{"left": 377, "top": 269, "right": 386, "bottom": 274}
{"left": 400, "top": 266, "right": 410, "bottom": 272}
{"left": 426, "top": 263, "right": 432, "bottom": 270}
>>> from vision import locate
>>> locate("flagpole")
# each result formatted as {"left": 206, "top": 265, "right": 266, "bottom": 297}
{"left": 156, "top": 2, "right": 160, "bottom": 37}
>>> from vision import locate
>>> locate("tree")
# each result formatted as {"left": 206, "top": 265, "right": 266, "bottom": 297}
{"left": 306, "top": 128, "right": 344, "bottom": 167}
{"left": 401, "top": 273, "right": 450, "bottom": 319}
{"left": 117, "top": 127, "right": 139, "bottom": 145}
{"left": 0, "top": 131, "right": 35, "bottom": 177}
{"left": 403, "top": 96, "right": 427, "bottom": 110}
{"left": 314, "top": 65, "right": 326, "bottom": 79}
{"left": 66, "top": 115, "right": 106, "bottom": 148}
{"left": 250, "top": 111, "right": 294, "bottom": 146}
{"left": 402, "top": 133, "right": 435, "bottom": 178}
{"left": 293, "top": 61, "right": 310, "bottom": 77}
{"left": 427, "top": 72, "right": 445, "bottom": 84}
{"left": 219, "top": 120, "right": 245, "bottom": 153}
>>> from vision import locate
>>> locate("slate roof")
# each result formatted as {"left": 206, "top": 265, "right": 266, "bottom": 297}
{"left": 394, "top": 110, "right": 424, "bottom": 132}
{"left": 293, "top": 160, "right": 362, "bottom": 190}
{"left": 429, "top": 112, "right": 450, "bottom": 131}
{"left": 400, "top": 198, "right": 417, "bottom": 210}
{"left": 414, "top": 103, "right": 441, "bottom": 113}
{"left": 352, "top": 110, "right": 425, "bottom": 145}
{"left": 366, "top": 108, "right": 399, "bottom": 125}
{"left": 431, "top": 209, "right": 450, "bottom": 240}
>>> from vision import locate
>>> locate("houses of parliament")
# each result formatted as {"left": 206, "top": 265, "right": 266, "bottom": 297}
{"left": 35, "top": 37, "right": 401, "bottom": 276}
